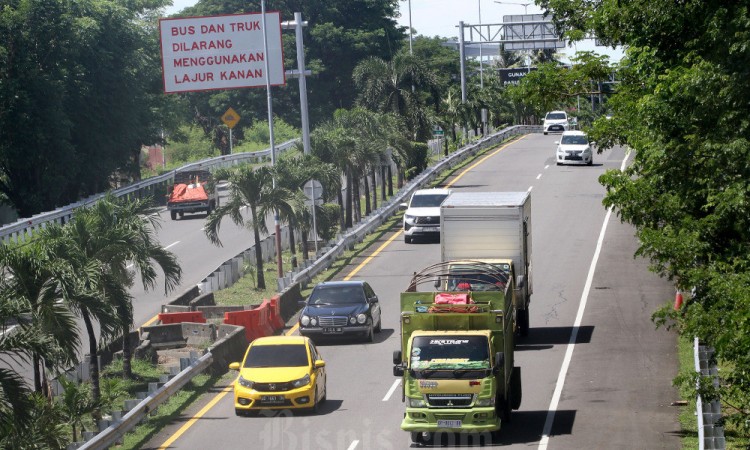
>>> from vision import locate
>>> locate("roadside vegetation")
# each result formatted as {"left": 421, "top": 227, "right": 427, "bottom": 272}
{"left": 3, "top": 0, "right": 750, "bottom": 447}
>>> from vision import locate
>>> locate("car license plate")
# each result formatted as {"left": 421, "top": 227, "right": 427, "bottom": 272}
{"left": 261, "top": 395, "right": 284, "bottom": 403}
{"left": 437, "top": 420, "right": 462, "bottom": 428}
{"left": 323, "top": 327, "right": 342, "bottom": 333}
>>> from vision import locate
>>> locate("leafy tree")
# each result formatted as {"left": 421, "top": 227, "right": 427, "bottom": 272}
{"left": 205, "top": 165, "right": 295, "bottom": 290}
{"left": 540, "top": 0, "right": 750, "bottom": 431}
{"left": 0, "top": 0, "right": 168, "bottom": 217}
{"left": 56, "top": 376, "right": 97, "bottom": 443}
{"left": 175, "top": 0, "right": 405, "bottom": 151}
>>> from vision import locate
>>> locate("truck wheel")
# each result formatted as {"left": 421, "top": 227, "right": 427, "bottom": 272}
{"left": 518, "top": 308, "right": 529, "bottom": 337}
{"left": 170, "top": 210, "right": 177, "bottom": 220}
{"left": 497, "top": 394, "right": 512, "bottom": 423}
{"left": 410, "top": 432, "right": 425, "bottom": 445}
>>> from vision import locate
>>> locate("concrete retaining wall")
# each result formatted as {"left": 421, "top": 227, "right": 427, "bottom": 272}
{"left": 208, "top": 324, "right": 248, "bottom": 375}
{"left": 278, "top": 283, "right": 304, "bottom": 321}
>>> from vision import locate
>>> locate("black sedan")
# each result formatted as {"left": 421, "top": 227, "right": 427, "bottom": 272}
{"left": 298, "top": 280, "right": 382, "bottom": 343}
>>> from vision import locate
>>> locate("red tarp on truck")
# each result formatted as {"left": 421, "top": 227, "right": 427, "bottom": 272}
{"left": 168, "top": 183, "right": 209, "bottom": 203}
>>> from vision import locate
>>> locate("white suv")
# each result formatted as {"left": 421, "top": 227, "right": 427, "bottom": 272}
{"left": 543, "top": 110, "right": 570, "bottom": 135}
{"left": 400, "top": 188, "right": 452, "bottom": 244}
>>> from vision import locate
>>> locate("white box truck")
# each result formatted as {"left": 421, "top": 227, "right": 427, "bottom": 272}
{"left": 440, "top": 191, "right": 532, "bottom": 336}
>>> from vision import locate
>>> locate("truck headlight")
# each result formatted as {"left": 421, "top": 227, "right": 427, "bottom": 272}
{"left": 238, "top": 376, "right": 255, "bottom": 389}
{"left": 300, "top": 315, "right": 310, "bottom": 326}
{"left": 357, "top": 313, "right": 367, "bottom": 324}
{"left": 475, "top": 397, "right": 495, "bottom": 407}
{"left": 291, "top": 374, "right": 311, "bottom": 388}
{"left": 404, "top": 214, "right": 415, "bottom": 222}
{"left": 408, "top": 397, "right": 426, "bottom": 407}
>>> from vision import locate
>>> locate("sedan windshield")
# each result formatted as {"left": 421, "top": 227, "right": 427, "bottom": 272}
{"left": 561, "top": 135, "right": 588, "bottom": 145}
{"left": 308, "top": 285, "right": 366, "bottom": 305}
{"left": 244, "top": 344, "right": 309, "bottom": 368}
{"left": 410, "top": 194, "right": 449, "bottom": 208}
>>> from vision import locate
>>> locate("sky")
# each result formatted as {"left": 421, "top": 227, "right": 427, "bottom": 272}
{"left": 163, "top": 0, "right": 624, "bottom": 64}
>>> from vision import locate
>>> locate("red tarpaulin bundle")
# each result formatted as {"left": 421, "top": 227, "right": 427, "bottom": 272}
{"left": 169, "top": 183, "right": 208, "bottom": 202}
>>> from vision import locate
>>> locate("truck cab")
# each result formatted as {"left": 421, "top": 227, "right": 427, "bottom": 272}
{"left": 394, "top": 262, "right": 522, "bottom": 445}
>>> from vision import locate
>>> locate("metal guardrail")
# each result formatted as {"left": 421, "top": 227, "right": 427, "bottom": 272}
{"left": 694, "top": 337, "right": 726, "bottom": 449}
{"left": 0, "top": 139, "right": 299, "bottom": 245}
{"left": 288, "top": 125, "right": 538, "bottom": 287}
{"left": 77, "top": 352, "right": 213, "bottom": 450}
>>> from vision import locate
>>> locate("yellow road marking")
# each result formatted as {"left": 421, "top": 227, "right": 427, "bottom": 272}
{"left": 344, "top": 228, "right": 404, "bottom": 281}
{"left": 154, "top": 136, "right": 524, "bottom": 447}
{"left": 157, "top": 383, "right": 235, "bottom": 449}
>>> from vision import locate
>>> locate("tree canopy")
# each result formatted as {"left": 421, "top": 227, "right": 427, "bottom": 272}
{"left": 540, "top": 0, "right": 750, "bottom": 431}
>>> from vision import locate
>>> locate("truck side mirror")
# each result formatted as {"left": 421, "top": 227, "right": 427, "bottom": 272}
{"left": 516, "top": 275, "right": 525, "bottom": 289}
{"left": 393, "top": 365, "right": 405, "bottom": 377}
{"left": 393, "top": 350, "right": 402, "bottom": 365}
{"left": 399, "top": 202, "right": 408, "bottom": 210}
{"left": 434, "top": 279, "right": 441, "bottom": 289}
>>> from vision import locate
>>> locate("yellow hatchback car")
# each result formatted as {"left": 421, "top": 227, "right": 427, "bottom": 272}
{"left": 229, "top": 335, "right": 326, "bottom": 415}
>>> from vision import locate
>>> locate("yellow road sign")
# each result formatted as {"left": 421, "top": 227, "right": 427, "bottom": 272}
{"left": 221, "top": 107, "right": 240, "bottom": 129}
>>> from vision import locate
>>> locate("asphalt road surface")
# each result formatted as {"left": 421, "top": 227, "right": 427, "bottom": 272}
{"left": 135, "top": 134, "right": 681, "bottom": 449}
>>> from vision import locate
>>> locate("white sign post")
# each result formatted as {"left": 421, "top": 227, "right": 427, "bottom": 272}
{"left": 159, "top": 12, "right": 286, "bottom": 93}
{"left": 304, "top": 179, "right": 323, "bottom": 255}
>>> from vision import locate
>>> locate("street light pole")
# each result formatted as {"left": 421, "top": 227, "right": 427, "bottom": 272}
{"left": 408, "top": 0, "right": 414, "bottom": 55}
{"left": 478, "top": 0, "right": 483, "bottom": 89}
{"left": 260, "top": 0, "right": 284, "bottom": 280}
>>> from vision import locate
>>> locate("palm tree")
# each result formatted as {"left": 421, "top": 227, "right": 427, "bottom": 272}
{"left": 353, "top": 53, "right": 440, "bottom": 141}
{"left": 0, "top": 244, "right": 79, "bottom": 394}
{"left": 83, "top": 195, "right": 182, "bottom": 380}
{"left": 0, "top": 297, "right": 56, "bottom": 437}
{"left": 38, "top": 193, "right": 181, "bottom": 405}
{"left": 205, "top": 165, "right": 295, "bottom": 290}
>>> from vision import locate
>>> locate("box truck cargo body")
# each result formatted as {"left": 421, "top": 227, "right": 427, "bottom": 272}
{"left": 440, "top": 192, "right": 532, "bottom": 335}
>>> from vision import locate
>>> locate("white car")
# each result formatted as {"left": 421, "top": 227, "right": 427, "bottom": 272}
{"left": 543, "top": 110, "right": 570, "bottom": 135}
{"left": 556, "top": 130, "right": 593, "bottom": 166}
{"left": 400, "top": 188, "right": 451, "bottom": 244}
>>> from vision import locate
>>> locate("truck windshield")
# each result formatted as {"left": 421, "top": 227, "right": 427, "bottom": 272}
{"left": 410, "top": 336, "right": 490, "bottom": 373}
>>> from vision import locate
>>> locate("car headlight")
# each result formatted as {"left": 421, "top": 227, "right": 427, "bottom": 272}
{"left": 310, "top": 317, "right": 317, "bottom": 326}
{"left": 408, "top": 397, "right": 426, "bottom": 407}
{"left": 357, "top": 313, "right": 367, "bottom": 324}
{"left": 349, "top": 316, "right": 357, "bottom": 325}
{"left": 238, "top": 375, "right": 254, "bottom": 389}
{"left": 300, "top": 315, "right": 310, "bottom": 326}
{"left": 476, "top": 397, "right": 495, "bottom": 407}
{"left": 291, "top": 374, "right": 311, "bottom": 388}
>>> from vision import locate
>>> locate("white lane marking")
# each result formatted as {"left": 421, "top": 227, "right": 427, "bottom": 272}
{"left": 383, "top": 379, "right": 401, "bottom": 402}
{"left": 538, "top": 152, "right": 630, "bottom": 450}
{"left": 347, "top": 441, "right": 360, "bottom": 450}
{"left": 536, "top": 173, "right": 542, "bottom": 180}
{"left": 544, "top": 164, "right": 550, "bottom": 169}
{"left": 527, "top": 185, "right": 533, "bottom": 192}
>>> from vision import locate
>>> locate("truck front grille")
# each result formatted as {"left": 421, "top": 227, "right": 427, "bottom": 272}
{"left": 426, "top": 393, "right": 473, "bottom": 407}
{"left": 318, "top": 316, "right": 348, "bottom": 327}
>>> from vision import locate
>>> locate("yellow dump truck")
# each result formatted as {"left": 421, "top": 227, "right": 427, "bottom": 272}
{"left": 393, "top": 261, "right": 522, "bottom": 445}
